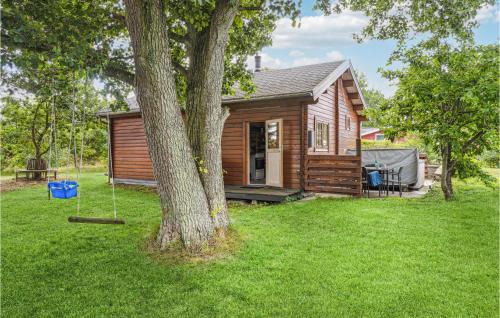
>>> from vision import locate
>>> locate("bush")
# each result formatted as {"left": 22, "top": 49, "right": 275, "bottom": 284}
{"left": 480, "top": 150, "right": 500, "bottom": 168}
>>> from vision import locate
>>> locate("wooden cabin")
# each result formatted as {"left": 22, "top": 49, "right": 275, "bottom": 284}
{"left": 99, "top": 60, "right": 368, "bottom": 198}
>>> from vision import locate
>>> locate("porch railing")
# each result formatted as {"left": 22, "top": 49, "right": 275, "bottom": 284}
{"left": 304, "top": 154, "right": 362, "bottom": 196}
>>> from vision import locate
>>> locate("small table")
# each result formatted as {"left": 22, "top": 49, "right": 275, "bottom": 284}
{"left": 365, "top": 166, "right": 392, "bottom": 196}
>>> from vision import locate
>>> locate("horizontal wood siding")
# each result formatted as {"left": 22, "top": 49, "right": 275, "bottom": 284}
{"left": 112, "top": 116, "right": 155, "bottom": 181}
{"left": 222, "top": 100, "right": 303, "bottom": 189}
{"left": 305, "top": 154, "right": 362, "bottom": 195}
{"left": 307, "top": 84, "right": 335, "bottom": 154}
{"left": 307, "top": 79, "right": 361, "bottom": 156}
{"left": 111, "top": 101, "right": 303, "bottom": 189}
{"left": 338, "top": 80, "right": 360, "bottom": 154}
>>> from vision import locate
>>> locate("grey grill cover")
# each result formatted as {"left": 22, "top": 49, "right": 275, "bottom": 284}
{"left": 347, "top": 148, "right": 419, "bottom": 186}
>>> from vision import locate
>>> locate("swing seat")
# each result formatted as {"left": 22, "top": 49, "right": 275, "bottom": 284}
{"left": 48, "top": 180, "right": 78, "bottom": 199}
{"left": 68, "top": 216, "right": 125, "bottom": 225}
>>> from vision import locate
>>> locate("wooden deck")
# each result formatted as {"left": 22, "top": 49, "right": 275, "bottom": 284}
{"left": 225, "top": 185, "right": 302, "bottom": 202}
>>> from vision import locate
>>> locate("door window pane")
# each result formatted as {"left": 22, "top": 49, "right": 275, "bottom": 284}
{"left": 267, "top": 122, "right": 279, "bottom": 149}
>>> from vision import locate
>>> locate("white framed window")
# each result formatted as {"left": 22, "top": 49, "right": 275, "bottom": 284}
{"left": 375, "top": 133, "right": 385, "bottom": 141}
{"left": 345, "top": 115, "right": 351, "bottom": 131}
{"left": 315, "top": 121, "right": 329, "bottom": 151}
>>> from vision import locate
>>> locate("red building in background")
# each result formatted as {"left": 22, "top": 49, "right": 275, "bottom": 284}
{"left": 361, "top": 127, "right": 385, "bottom": 140}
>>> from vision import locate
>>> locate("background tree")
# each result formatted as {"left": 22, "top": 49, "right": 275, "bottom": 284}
{"left": 374, "top": 43, "right": 499, "bottom": 200}
{"left": 1, "top": 64, "right": 108, "bottom": 172}
{"left": 335, "top": 0, "right": 494, "bottom": 46}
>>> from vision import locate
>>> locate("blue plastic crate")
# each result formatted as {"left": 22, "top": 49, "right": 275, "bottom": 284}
{"left": 48, "top": 180, "right": 78, "bottom": 199}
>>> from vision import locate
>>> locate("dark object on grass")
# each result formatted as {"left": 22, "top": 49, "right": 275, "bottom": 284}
{"left": 68, "top": 216, "right": 125, "bottom": 225}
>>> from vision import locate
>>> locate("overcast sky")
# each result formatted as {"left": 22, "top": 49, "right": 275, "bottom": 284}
{"left": 250, "top": 1, "right": 499, "bottom": 97}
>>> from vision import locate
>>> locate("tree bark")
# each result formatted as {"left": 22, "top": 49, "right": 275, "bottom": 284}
{"left": 124, "top": 0, "right": 215, "bottom": 251}
{"left": 440, "top": 142, "right": 454, "bottom": 200}
{"left": 185, "top": 0, "right": 240, "bottom": 232}
{"left": 31, "top": 102, "right": 51, "bottom": 180}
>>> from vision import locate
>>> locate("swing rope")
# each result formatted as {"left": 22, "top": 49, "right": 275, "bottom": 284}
{"left": 46, "top": 69, "right": 124, "bottom": 225}
{"left": 106, "top": 111, "right": 118, "bottom": 219}
{"left": 75, "top": 75, "right": 86, "bottom": 215}
{"left": 67, "top": 76, "right": 123, "bottom": 224}
{"left": 47, "top": 73, "right": 57, "bottom": 187}
{"left": 65, "top": 83, "right": 77, "bottom": 182}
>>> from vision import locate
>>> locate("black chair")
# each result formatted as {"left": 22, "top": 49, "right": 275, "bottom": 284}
{"left": 362, "top": 167, "right": 369, "bottom": 196}
{"left": 389, "top": 166, "right": 404, "bottom": 197}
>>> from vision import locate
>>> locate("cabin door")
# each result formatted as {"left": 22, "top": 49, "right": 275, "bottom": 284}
{"left": 265, "top": 119, "right": 283, "bottom": 187}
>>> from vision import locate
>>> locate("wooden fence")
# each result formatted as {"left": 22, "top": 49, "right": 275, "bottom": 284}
{"left": 304, "top": 155, "right": 362, "bottom": 196}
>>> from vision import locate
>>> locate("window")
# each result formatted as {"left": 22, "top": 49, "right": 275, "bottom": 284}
{"left": 315, "top": 121, "right": 329, "bottom": 150}
{"left": 267, "top": 122, "right": 279, "bottom": 149}
{"left": 375, "top": 133, "right": 385, "bottom": 141}
{"left": 345, "top": 115, "right": 351, "bottom": 131}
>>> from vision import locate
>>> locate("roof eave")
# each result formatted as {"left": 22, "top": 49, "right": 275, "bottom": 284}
{"left": 361, "top": 129, "right": 381, "bottom": 136}
{"left": 96, "top": 109, "right": 141, "bottom": 118}
{"left": 311, "top": 60, "right": 351, "bottom": 100}
{"left": 347, "top": 60, "right": 369, "bottom": 115}
{"left": 222, "top": 91, "right": 314, "bottom": 104}
{"left": 311, "top": 59, "right": 369, "bottom": 116}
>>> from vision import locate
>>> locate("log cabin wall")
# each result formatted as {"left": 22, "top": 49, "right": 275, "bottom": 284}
{"left": 111, "top": 115, "right": 155, "bottom": 181}
{"left": 222, "top": 99, "right": 304, "bottom": 189}
{"left": 306, "top": 80, "right": 360, "bottom": 156}
{"left": 338, "top": 79, "right": 360, "bottom": 153}
{"left": 110, "top": 99, "right": 304, "bottom": 189}
{"left": 307, "top": 83, "right": 336, "bottom": 154}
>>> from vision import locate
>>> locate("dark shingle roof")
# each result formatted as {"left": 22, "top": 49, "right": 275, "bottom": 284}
{"left": 223, "top": 60, "right": 346, "bottom": 102}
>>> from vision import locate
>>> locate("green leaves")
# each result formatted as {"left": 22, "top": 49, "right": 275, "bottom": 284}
{"left": 1, "top": 66, "right": 110, "bottom": 170}
{"left": 338, "top": 0, "right": 493, "bottom": 45}
{"left": 373, "top": 43, "right": 499, "bottom": 188}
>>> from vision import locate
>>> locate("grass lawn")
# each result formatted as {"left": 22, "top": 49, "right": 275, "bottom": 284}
{"left": 1, "top": 172, "right": 498, "bottom": 317}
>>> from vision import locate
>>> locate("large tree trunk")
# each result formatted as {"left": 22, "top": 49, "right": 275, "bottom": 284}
{"left": 440, "top": 142, "right": 454, "bottom": 200}
{"left": 185, "top": 0, "right": 240, "bottom": 232}
{"left": 124, "top": 0, "right": 215, "bottom": 251}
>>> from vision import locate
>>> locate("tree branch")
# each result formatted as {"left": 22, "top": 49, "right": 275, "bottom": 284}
{"left": 172, "top": 60, "right": 188, "bottom": 78}
{"left": 168, "top": 31, "right": 189, "bottom": 44}
{"left": 31, "top": 103, "right": 41, "bottom": 154}
{"left": 462, "top": 130, "right": 486, "bottom": 153}
{"left": 110, "top": 12, "right": 127, "bottom": 27}
{"left": 239, "top": 6, "right": 263, "bottom": 11}
{"left": 40, "top": 147, "right": 50, "bottom": 157}
{"left": 102, "top": 63, "right": 135, "bottom": 86}
{"left": 3, "top": 33, "right": 135, "bottom": 86}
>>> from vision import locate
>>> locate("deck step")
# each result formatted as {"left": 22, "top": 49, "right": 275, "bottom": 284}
{"left": 225, "top": 186, "right": 302, "bottom": 202}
